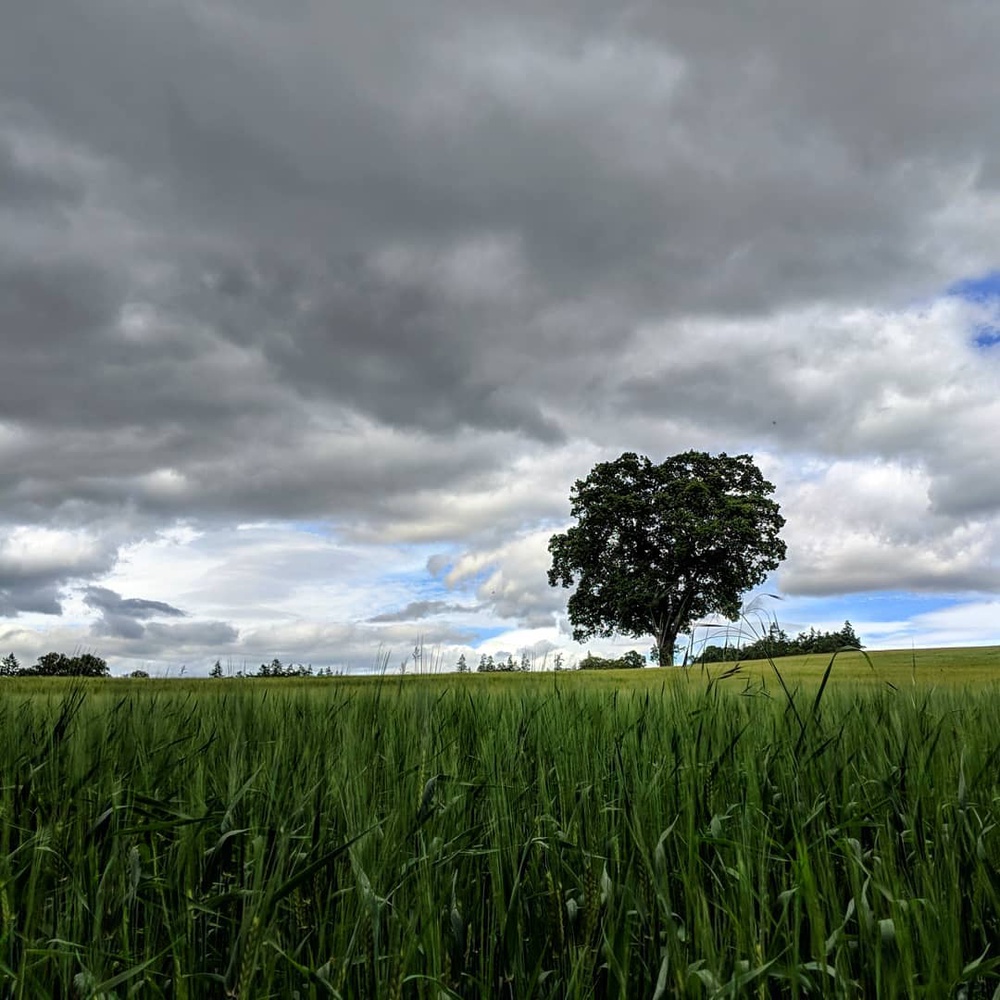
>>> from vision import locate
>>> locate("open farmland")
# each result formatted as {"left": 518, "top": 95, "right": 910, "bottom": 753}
{"left": 2, "top": 652, "right": 1000, "bottom": 997}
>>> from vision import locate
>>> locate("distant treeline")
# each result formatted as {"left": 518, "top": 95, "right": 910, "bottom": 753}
{"left": 0, "top": 652, "right": 110, "bottom": 678}
{"left": 464, "top": 652, "right": 534, "bottom": 673}
{"left": 209, "top": 658, "right": 341, "bottom": 678}
{"left": 696, "top": 621, "right": 863, "bottom": 663}
{"left": 578, "top": 651, "right": 646, "bottom": 670}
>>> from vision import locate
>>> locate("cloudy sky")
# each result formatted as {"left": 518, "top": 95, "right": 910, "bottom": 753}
{"left": 3, "top": 0, "right": 1000, "bottom": 674}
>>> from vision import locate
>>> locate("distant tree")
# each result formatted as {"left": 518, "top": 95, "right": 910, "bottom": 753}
{"left": 22, "top": 652, "right": 109, "bottom": 677}
{"left": 73, "top": 653, "right": 109, "bottom": 677}
{"left": 549, "top": 452, "right": 786, "bottom": 667}
{"left": 32, "top": 652, "right": 72, "bottom": 676}
{"left": 794, "top": 627, "right": 819, "bottom": 654}
{"left": 0, "top": 652, "right": 19, "bottom": 676}
{"left": 477, "top": 654, "right": 495, "bottom": 673}
{"left": 209, "top": 660, "right": 224, "bottom": 679}
{"left": 741, "top": 623, "right": 793, "bottom": 661}
{"left": 252, "top": 658, "right": 316, "bottom": 679}
{"left": 837, "top": 621, "right": 863, "bottom": 649}
{"left": 580, "top": 649, "right": 646, "bottom": 670}
{"left": 257, "top": 658, "right": 285, "bottom": 678}
{"left": 553, "top": 653, "right": 565, "bottom": 671}
{"left": 519, "top": 652, "right": 532, "bottom": 672}
{"left": 456, "top": 653, "right": 469, "bottom": 673}
{"left": 619, "top": 650, "right": 645, "bottom": 669}
{"left": 697, "top": 644, "right": 734, "bottom": 663}
{"left": 579, "top": 650, "right": 645, "bottom": 670}
{"left": 792, "top": 627, "right": 842, "bottom": 655}
{"left": 695, "top": 620, "right": 865, "bottom": 663}
{"left": 128, "top": 669, "right": 150, "bottom": 679}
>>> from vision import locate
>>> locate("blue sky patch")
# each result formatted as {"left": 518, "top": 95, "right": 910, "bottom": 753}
{"left": 464, "top": 626, "right": 509, "bottom": 645}
{"left": 948, "top": 270, "right": 1000, "bottom": 303}
{"left": 947, "top": 270, "right": 1000, "bottom": 347}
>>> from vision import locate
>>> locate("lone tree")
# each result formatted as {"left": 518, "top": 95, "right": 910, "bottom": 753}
{"left": 548, "top": 451, "right": 786, "bottom": 666}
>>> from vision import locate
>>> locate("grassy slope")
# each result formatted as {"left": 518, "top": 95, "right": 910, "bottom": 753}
{"left": 693, "top": 643, "right": 1000, "bottom": 687}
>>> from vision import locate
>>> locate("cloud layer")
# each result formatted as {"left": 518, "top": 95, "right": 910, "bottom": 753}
{"left": 3, "top": 0, "right": 1000, "bottom": 670}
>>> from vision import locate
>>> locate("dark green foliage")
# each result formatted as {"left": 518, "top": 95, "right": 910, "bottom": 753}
{"left": 0, "top": 652, "right": 19, "bottom": 676}
{"left": 15, "top": 651, "right": 109, "bottom": 677}
{"left": 255, "top": 658, "right": 313, "bottom": 678}
{"left": 699, "top": 620, "right": 865, "bottom": 662}
{"left": 579, "top": 650, "right": 646, "bottom": 669}
{"left": 549, "top": 451, "right": 787, "bottom": 666}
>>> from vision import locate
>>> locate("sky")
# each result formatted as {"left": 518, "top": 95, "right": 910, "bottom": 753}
{"left": 3, "top": 0, "right": 1000, "bottom": 675}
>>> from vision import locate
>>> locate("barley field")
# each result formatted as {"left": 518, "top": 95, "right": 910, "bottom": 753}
{"left": 2, "top": 653, "right": 1000, "bottom": 997}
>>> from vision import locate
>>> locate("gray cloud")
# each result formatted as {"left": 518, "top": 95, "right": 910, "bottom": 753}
{"left": 0, "top": 584, "right": 62, "bottom": 618}
{"left": 3, "top": 0, "right": 1000, "bottom": 664}
{"left": 144, "top": 620, "right": 240, "bottom": 647}
{"left": 82, "top": 587, "right": 237, "bottom": 649}
{"left": 367, "top": 600, "right": 473, "bottom": 623}
{"left": 0, "top": 136, "right": 81, "bottom": 210}
{"left": 0, "top": 524, "right": 123, "bottom": 617}
{"left": 88, "top": 617, "right": 240, "bottom": 655}
{"left": 83, "top": 586, "right": 186, "bottom": 619}
{"left": 84, "top": 585, "right": 189, "bottom": 640}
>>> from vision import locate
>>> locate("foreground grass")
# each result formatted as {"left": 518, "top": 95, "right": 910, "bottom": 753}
{"left": 1, "top": 672, "right": 1000, "bottom": 997}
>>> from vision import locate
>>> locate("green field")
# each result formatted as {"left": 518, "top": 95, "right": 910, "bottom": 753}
{"left": 2, "top": 649, "right": 1000, "bottom": 997}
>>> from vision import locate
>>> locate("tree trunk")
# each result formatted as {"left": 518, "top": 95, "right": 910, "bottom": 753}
{"left": 655, "top": 627, "right": 679, "bottom": 667}
{"left": 652, "top": 587, "right": 693, "bottom": 667}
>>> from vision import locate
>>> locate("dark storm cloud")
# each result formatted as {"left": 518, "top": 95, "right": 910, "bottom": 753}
{"left": 183, "top": 252, "right": 565, "bottom": 441}
{"left": 3, "top": 0, "right": 996, "bottom": 462}
{"left": 0, "top": 136, "right": 81, "bottom": 210}
{"left": 0, "top": 584, "right": 61, "bottom": 618}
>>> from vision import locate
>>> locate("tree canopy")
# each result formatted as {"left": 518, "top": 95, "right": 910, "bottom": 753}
{"left": 0, "top": 651, "right": 110, "bottom": 678}
{"left": 548, "top": 451, "right": 786, "bottom": 666}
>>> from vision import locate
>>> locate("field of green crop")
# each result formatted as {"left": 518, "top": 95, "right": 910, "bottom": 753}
{"left": 2, "top": 653, "right": 1000, "bottom": 997}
